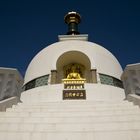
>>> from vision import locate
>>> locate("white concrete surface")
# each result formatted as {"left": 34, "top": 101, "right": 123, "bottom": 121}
{"left": 0, "top": 99, "right": 140, "bottom": 140}
{"left": 21, "top": 84, "right": 125, "bottom": 103}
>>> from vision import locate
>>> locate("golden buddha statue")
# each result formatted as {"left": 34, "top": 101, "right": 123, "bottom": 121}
{"left": 67, "top": 65, "right": 82, "bottom": 79}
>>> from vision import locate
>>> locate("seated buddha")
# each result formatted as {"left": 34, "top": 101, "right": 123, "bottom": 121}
{"left": 67, "top": 65, "right": 82, "bottom": 79}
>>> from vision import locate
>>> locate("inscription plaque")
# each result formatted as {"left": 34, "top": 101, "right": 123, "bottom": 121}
{"left": 62, "top": 78, "right": 86, "bottom": 100}
{"left": 63, "top": 90, "right": 86, "bottom": 100}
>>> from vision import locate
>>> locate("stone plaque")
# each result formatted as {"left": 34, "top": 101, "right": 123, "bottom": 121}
{"left": 63, "top": 90, "right": 86, "bottom": 100}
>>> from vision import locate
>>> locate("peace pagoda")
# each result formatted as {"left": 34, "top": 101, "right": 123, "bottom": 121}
{"left": 0, "top": 12, "right": 140, "bottom": 140}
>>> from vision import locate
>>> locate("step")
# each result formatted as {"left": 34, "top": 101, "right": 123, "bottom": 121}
{"left": 15, "top": 103, "right": 135, "bottom": 109}
{"left": 1, "top": 110, "right": 140, "bottom": 117}
{"left": 0, "top": 130, "right": 140, "bottom": 140}
{"left": 12, "top": 102, "right": 137, "bottom": 108}
{"left": 17, "top": 101, "right": 133, "bottom": 106}
{"left": 6, "top": 105, "right": 139, "bottom": 112}
{"left": 0, "top": 122, "right": 140, "bottom": 132}
{"left": 0, "top": 115, "right": 140, "bottom": 123}
{"left": 5, "top": 107, "right": 140, "bottom": 113}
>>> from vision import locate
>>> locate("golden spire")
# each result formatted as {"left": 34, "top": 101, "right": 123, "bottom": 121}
{"left": 64, "top": 11, "right": 81, "bottom": 35}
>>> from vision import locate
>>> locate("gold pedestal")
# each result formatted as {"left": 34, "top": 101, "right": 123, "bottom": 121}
{"left": 62, "top": 79, "right": 86, "bottom": 100}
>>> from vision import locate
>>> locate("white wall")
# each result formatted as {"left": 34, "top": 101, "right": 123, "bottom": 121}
{"left": 21, "top": 84, "right": 125, "bottom": 103}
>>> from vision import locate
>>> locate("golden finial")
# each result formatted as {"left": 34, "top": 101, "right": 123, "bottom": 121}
{"left": 64, "top": 11, "right": 81, "bottom": 35}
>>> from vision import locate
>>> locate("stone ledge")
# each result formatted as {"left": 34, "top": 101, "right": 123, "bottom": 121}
{"left": 0, "top": 96, "right": 19, "bottom": 112}
{"left": 127, "top": 94, "right": 140, "bottom": 107}
{"left": 58, "top": 34, "right": 88, "bottom": 41}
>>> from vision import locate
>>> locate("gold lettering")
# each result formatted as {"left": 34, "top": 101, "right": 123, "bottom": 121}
{"left": 65, "top": 93, "right": 69, "bottom": 97}
{"left": 69, "top": 93, "right": 72, "bottom": 97}
{"left": 72, "top": 93, "right": 76, "bottom": 97}
{"left": 80, "top": 93, "right": 84, "bottom": 97}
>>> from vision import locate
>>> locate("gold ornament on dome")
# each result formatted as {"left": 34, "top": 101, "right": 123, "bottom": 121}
{"left": 63, "top": 63, "right": 84, "bottom": 79}
{"left": 67, "top": 65, "right": 81, "bottom": 79}
{"left": 62, "top": 63, "right": 86, "bottom": 84}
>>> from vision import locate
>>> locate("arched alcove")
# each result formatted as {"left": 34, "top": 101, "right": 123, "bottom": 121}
{"left": 56, "top": 51, "right": 91, "bottom": 83}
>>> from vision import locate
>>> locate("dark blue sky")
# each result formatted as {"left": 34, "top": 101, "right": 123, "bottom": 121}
{"left": 0, "top": 0, "right": 140, "bottom": 76}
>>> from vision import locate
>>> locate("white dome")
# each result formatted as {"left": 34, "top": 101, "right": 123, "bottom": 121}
{"left": 24, "top": 39, "right": 123, "bottom": 84}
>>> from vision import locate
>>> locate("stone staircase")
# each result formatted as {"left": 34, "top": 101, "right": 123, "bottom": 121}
{"left": 0, "top": 100, "right": 140, "bottom": 140}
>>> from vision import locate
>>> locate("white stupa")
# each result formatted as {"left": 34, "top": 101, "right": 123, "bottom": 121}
{"left": 1, "top": 12, "right": 140, "bottom": 140}
{"left": 22, "top": 12, "right": 125, "bottom": 102}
